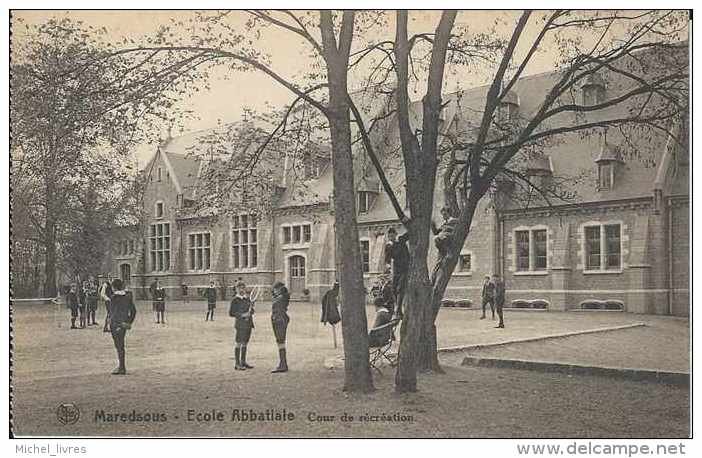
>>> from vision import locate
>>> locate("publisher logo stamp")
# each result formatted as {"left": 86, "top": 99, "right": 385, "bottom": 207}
{"left": 56, "top": 403, "right": 80, "bottom": 425}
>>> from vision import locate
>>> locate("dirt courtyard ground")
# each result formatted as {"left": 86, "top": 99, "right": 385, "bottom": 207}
{"left": 11, "top": 300, "right": 690, "bottom": 438}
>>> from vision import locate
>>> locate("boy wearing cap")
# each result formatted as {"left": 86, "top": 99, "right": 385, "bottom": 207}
{"left": 229, "top": 281, "right": 255, "bottom": 370}
{"left": 66, "top": 283, "right": 80, "bottom": 329}
{"left": 204, "top": 280, "right": 218, "bottom": 321}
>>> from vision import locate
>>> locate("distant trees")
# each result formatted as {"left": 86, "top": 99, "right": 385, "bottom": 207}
{"left": 10, "top": 18, "right": 193, "bottom": 295}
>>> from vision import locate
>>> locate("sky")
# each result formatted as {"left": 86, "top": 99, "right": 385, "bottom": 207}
{"left": 11, "top": 10, "right": 671, "bottom": 167}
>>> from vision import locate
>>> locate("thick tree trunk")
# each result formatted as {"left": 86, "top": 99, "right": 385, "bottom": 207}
{"left": 418, "top": 201, "right": 478, "bottom": 371}
{"left": 418, "top": 252, "right": 459, "bottom": 372}
{"left": 318, "top": 10, "right": 373, "bottom": 393}
{"left": 392, "top": 10, "right": 456, "bottom": 385}
{"left": 43, "top": 214, "right": 58, "bottom": 298}
{"left": 329, "top": 112, "right": 374, "bottom": 393}
{"left": 395, "top": 187, "right": 435, "bottom": 392}
{"left": 394, "top": 219, "right": 432, "bottom": 392}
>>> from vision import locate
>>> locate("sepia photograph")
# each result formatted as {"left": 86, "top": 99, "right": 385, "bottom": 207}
{"left": 6, "top": 6, "right": 692, "bottom": 447}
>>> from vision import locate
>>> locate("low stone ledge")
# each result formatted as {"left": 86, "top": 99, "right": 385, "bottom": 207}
{"left": 460, "top": 356, "right": 689, "bottom": 386}
{"left": 438, "top": 323, "right": 646, "bottom": 353}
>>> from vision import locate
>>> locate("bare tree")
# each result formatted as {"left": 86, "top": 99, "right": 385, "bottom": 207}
{"left": 345, "top": 10, "right": 688, "bottom": 392}
{"left": 91, "top": 10, "right": 378, "bottom": 392}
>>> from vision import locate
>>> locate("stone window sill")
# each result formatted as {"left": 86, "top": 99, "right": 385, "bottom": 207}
{"left": 583, "top": 269, "right": 623, "bottom": 275}
{"left": 513, "top": 271, "right": 549, "bottom": 276}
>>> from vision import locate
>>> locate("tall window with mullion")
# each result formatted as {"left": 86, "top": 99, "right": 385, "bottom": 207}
{"left": 149, "top": 222, "right": 171, "bottom": 272}
{"left": 604, "top": 225, "right": 621, "bottom": 269}
{"left": 533, "top": 230, "right": 547, "bottom": 269}
{"left": 584, "top": 223, "right": 621, "bottom": 271}
{"left": 232, "top": 215, "right": 258, "bottom": 269}
{"left": 515, "top": 230, "right": 530, "bottom": 271}
{"left": 515, "top": 228, "right": 548, "bottom": 272}
{"left": 188, "top": 232, "right": 211, "bottom": 271}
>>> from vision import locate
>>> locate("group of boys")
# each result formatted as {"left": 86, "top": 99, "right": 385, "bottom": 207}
{"left": 65, "top": 276, "right": 102, "bottom": 329}
{"left": 384, "top": 206, "right": 508, "bottom": 330}
{"left": 481, "top": 274, "right": 506, "bottom": 328}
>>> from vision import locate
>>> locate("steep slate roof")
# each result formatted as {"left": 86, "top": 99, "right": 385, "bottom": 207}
{"left": 143, "top": 44, "right": 686, "bottom": 220}
{"left": 352, "top": 46, "right": 687, "bottom": 219}
{"left": 145, "top": 122, "right": 328, "bottom": 211}
{"left": 162, "top": 152, "right": 201, "bottom": 198}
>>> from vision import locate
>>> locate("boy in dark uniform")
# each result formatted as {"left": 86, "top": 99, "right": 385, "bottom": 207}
{"left": 270, "top": 282, "right": 290, "bottom": 373}
{"left": 480, "top": 275, "right": 495, "bottom": 320}
{"left": 85, "top": 276, "right": 99, "bottom": 326}
{"left": 370, "top": 273, "right": 395, "bottom": 316}
{"left": 320, "top": 282, "right": 341, "bottom": 326}
{"left": 107, "top": 278, "right": 137, "bottom": 375}
{"left": 431, "top": 206, "right": 459, "bottom": 283}
{"left": 66, "top": 283, "right": 79, "bottom": 329}
{"left": 152, "top": 279, "right": 166, "bottom": 324}
{"left": 204, "top": 280, "right": 218, "bottom": 321}
{"left": 384, "top": 227, "right": 410, "bottom": 318}
{"left": 229, "top": 280, "right": 254, "bottom": 370}
{"left": 368, "top": 296, "right": 393, "bottom": 348}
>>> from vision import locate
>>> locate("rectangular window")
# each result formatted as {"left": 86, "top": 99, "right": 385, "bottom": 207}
{"left": 515, "top": 228, "right": 548, "bottom": 272}
{"left": 232, "top": 215, "right": 257, "bottom": 269}
{"left": 585, "top": 224, "right": 622, "bottom": 271}
{"left": 188, "top": 232, "right": 211, "bottom": 271}
{"left": 283, "top": 224, "right": 312, "bottom": 245}
{"left": 604, "top": 224, "right": 621, "bottom": 269}
{"left": 358, "top": 191, "right": 369, "bottom": 214}
{"left": 157, "top": 167, "right": 162, "bottom": 182}
{"left": 156, "top": 202, "right": 164, "bottom": 218}
{"left": 149, "top": 223, "right": 171, "bottom": 272}
{"left": 585, "top": 226, "right": 602, "bottom": 270}
{"left": 533, "top": 229, "right": 547, "bottom": 270}
{"left": 598, "top": 163, "right": 614, "bottom": 190}
{"left": 459, "top": 253, "right": 472, "bottom": 272}
{"left": 516, "top": 230, "right": 530, "bottom": 271}
{"left": 360, "top": 240, "right": 370, "bottom": 273}
{"left": 292, "top": 226, "right": 301, "bottom": 243}
{"left": 129, "top": 240, "right": 134, "bottom": 255}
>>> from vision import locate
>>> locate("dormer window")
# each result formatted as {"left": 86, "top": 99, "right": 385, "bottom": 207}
{"left": 358, "top": 191, "right": 373, "bottom": 214}
{"left": 526, "top": 155, "right": 553, "bottom": 192}
{"left": 582, "top": 73, "right": 606, "bottom": 106}
{"left": 357, "top": 177, "right": 379, "bottom": 215}
{"left": 598, "top": 163, "right": 614, "bottom": 189}
{"left": 497, "top": 90, "right": 520, "bottom": 123}
{"left": 595, "top": 142, "right": 624, "bottom": 191}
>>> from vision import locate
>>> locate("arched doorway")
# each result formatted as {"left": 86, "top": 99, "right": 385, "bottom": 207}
{"left": 288, "top": 255, "right": 306, "bottom": 298}
{"left": 120, "top": 263, "right": 131, "bottom": 288}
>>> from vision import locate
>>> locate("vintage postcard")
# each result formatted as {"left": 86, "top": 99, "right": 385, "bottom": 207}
{"left": 7, "top": 7, "right": 691, "bottom": 448}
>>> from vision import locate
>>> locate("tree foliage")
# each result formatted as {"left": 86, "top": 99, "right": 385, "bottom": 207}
{"left": 10, "top": 17, "right": 199, "bottom": 295}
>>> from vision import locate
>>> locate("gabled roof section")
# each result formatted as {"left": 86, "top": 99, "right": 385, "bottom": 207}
{"left": 163, "top": 151, "right": 200, "bottom": 198}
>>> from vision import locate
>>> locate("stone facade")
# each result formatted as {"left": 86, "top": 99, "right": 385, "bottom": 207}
{"left": 106, "top": 62, "right": 689, "bottom": 316}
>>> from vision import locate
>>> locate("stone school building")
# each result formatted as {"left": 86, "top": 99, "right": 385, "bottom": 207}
{"left": 108, "top": 61, "right": 689, "bottom": 317}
